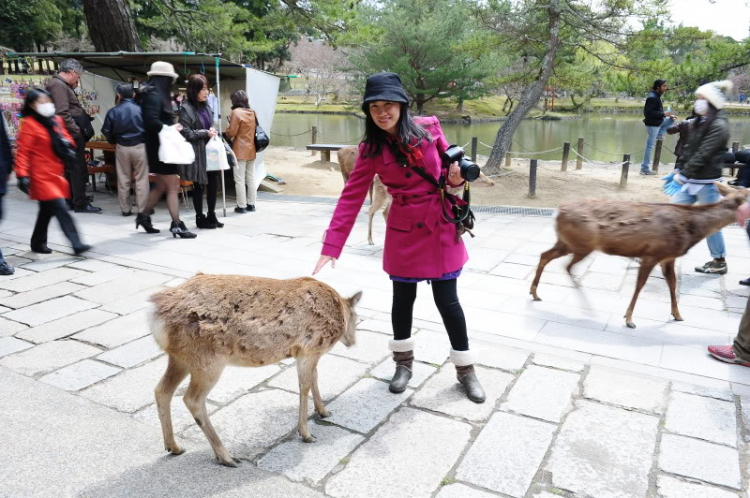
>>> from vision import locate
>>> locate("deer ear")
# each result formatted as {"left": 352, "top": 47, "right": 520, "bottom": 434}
{"left": 715, "top": 181, "right": 733, "bottom": 196}
{"left": 348, "top": 291, "right": 362, "bottom": 306}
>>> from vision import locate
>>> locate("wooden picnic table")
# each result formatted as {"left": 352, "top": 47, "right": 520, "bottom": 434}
{"left": 306, "top": 144, "right": 348, "bottom": 163}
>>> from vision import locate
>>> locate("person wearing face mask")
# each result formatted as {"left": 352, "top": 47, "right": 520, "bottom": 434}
{"left": 179, "top": 74, "right": 222, "bottom": 230}
{"left": 668, "top": 80, "right": 733, "bottom": 275}
{"left": 13, "top": 88, "right": 91, "bottom": 255}
{"left": 45, "top": 59, "right": 101, "bottom": 213}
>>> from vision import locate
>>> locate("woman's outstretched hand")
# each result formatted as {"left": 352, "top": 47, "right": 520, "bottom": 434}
{"left": 313, "top": 255, "right": 336, "bottom": 275}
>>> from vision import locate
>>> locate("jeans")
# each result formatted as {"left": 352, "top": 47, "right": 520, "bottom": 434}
{"left": 234, "top": 159, "right": 256, "bottom": 207}
{"left": 31, "top": 198, "right": 84, "bottom": 250}
{"left": 671, "top": 183, "right": 726, "bottom": 259}
{"left": 641, "top": 118, "right": 674, "bottom": 171}
{"left": 391, "top": 279, "right": 469, "bottom": 351}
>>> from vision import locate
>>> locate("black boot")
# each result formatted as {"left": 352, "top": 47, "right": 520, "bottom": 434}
{"left": 456, "top": 365, "right": 486, "bottom": 404}
{"left": 135, "top": 213, "right": 160, "bottom": 233}
{"left": 170, "top": 221, "right": 197, "bottom": 239}
{"left": 196, "top": 213, "right": 216, "bottom": 229}
{"left": 207, "top": 212, "right": 224, "bottom": 228}
{"left": 390, "top": 350, "right": 414, "bottom": 393}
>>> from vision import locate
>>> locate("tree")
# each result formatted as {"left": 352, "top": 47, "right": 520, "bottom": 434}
{"left": 478, "top": 0, "right": 663, "bottom": 174}
{"left": 82, "top": 0, "right": 142, "bottom": 51}
{"left": 285, "top": 39, "right": 351, "bottom": 106}
{"left": 0, "top": 0, "right": 63, "bottom": 52}
{"left": 349, "top": 0, "right": 498, "bottom": 114}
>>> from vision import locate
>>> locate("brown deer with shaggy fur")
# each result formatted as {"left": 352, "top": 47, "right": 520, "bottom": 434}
{"left": 530, "top": 182, "right": 747, "bottom": 329}
{"left": 150, "top": 274, "right": 361, "bottom": 467}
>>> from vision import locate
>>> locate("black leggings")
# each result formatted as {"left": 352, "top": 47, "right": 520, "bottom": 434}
{"left": 391, "top": 279, "right": 469, "bottom": 351}
{"left": 192, "top": 171, "right": 218, "bottom": 215}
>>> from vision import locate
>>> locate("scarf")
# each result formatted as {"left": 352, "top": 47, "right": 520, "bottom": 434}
{"left": 31, "top": 113, "right": 77, "bottom": 167}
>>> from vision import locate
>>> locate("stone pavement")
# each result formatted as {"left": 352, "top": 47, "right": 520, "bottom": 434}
{"left": 2, "top": 189, "right": 750, "bottom": 497}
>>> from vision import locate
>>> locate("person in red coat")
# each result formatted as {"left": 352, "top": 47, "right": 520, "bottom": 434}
{"left": 14, "top": 88, "right": 90, "bottom": 255}
{"left": 313, "top": 72, "right": 485, "bottom": 403}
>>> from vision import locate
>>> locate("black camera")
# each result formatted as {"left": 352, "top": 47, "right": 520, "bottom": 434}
{"left": 442, "top": 145, "right": 480, "bottom": 182}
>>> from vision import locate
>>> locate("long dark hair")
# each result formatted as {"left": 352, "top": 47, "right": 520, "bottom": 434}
{"left": 361, "top": 103, "right": 431, "bottom": 158}
{"left": 187, "top": 74, "right": 209, "bottom": 107}
{"left": 21, "top": 87, "right": 52, "bottom": 118}
{"left": 21, "top": 87, "right": 76, "bottom": 165}
{"left": 231, "top": 90, "right": 250, "bottom": 109}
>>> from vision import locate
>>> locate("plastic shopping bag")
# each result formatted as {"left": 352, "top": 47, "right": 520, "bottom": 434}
{"left": 206, "top": 135, "right": 230, "bottom": 172}
{"left": 158, "top": 125, "right": 195, "bottom": 165}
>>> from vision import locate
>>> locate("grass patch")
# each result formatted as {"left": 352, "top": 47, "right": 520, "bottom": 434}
{"left": 440, "top": 477, "right": 454, "bottom": 486}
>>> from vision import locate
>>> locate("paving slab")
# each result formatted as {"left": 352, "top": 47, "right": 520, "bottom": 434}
{"left": 72, "top": 309, "right": 151, "bottom": 348}
{"left": 502, "top": 365, "right": 579, "bottom": 423}
{"left": 15, "top": 309, "right": 118, "bottom": 344}
{"left": 0, "top": 340, "right": 101, "bottom": 377}
{"left": 456, "top": 412, "right": 556, "bottom": 498}
{"left": 0, "top": 336, "right": 33, "bottom": 358}
{"left": 412, "top": 366, "right": 512, "bottom": 422}
{"left": 412, "top": 329, "right": 452, "bottom": 365}
{"left": 356, "top": 318, "right": 393, "bottom": 335}
{"left": 268, "top": 354, "right": 368, "bottom": 400}
{"left": 369, "top": 358, "right": 437, "bottom": 388}
{"left": 475, "top": 344, "right": 529, "bottom": 372}
{"left": 547, "top": 400, "right": 659, "bottom": 498}
{"left": 181, "top": 389, "right": 311, "bottom": 457}
{"left": 0, "top": 317, "right": 29, "bottom": 338}
{"left": 672, "top": 381, "right": 734, "bottom": 402}
{"left": 0, "top": 281, "right": 85, "bottom": 309}
{"left": 39, "top": 359, "right": 121, "bottom": 391}
{"left": 325, "top": 378, "right": 411, "bottom": 433}
{"left": 659, "top": 434, "right": 741, "bottom": 490}
{"left": 330, "top": 329, "right": 391, "bottom": 364}
{"left": 134, "top": 396, "right": 218, "bottom": 434}
{"left": 97, "top": 336, "right": 163, "bottom": 368}
{"left": 19, "top": 255, "right": 80, "bottom": 272}
{"left": 70, "top": 266, "right": 136, "bottom": 286}
{"left": 435, "top": 484, "right": 498, "bottom": 498}
{"left": 4, "top": 295, "right": 97, "bottom": 327}
{"left": 99, "top": 286, "right": 163, "bottom": 315}
{"left": 583, "top": 365, "right": 669, "bottom": 414}
{"left": 325, "top": 408, "right": 471, "bottom": 498}
{"left": 0, "top": 267, "right": 86, "bottom": 292}
{"left": 66, "top": 259, "right": 118, "bottom": 272}
{"left": 532, "top": 352, "right": 586, "bottom": 372}
{"left": 257, "top": 424, "right": 364, "bottom": 484}
{"left": 207, "top": 364, "right": 282, "bottom": 405}
{"left": 656, "top": 475, "right": 738, "bottom": 498}
{"left": 73, "top": 270, "right": 171, "bottom": 304}
{"left": 665, "top": 392, "right": 737, "bottom": 447}
{"left": 80, "top": 357, "right": 168, "bottom": 413}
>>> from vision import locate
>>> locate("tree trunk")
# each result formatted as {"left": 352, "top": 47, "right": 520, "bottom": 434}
{"left": 83, "top": 0, "right": 142, "bottom": 51}
{"left": 457, "top": 99, "right": 464, "bottom": 112}
{"left": 484, "top": 0, "right": 562, "bottom": 174}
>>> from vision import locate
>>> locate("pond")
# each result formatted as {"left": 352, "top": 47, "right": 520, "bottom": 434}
{"left": 270, "top": 112, "right": 750, "bottom": 164}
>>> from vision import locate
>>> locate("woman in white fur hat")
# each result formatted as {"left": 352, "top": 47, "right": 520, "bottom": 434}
{"left": 670, "top": 80, "right": 733, "bottom": 274}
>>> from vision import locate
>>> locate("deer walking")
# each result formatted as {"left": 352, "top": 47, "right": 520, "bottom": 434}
{"left": 150, "top": 274, "right": 361, "bottom": 467}
{"left": 530, "top": 183, "right": 747, "bottom": 328}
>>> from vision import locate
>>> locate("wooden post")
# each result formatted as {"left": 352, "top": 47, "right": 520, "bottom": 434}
{"left": 620, "top": 154, "right": 630, "bottom": 189}
{"left": 652, "top": 139, "right": 663, "bottom": 173}
{"left": 505, "top": 152, "right": 511, "bottom": 168}
{"left": 733, "top": 141, "right": 740, "bottom": 153}
{"left": 575, "top": 138, "right": 584, "bottom": 170}
{"left": 470, "top": 137, "right": 478, "bottom": 162}
{"left": 311, "top": 126, "right": 317, "bottom": 156}
{"left": 561, "top": 142, "right": 570, "bottom": 172}
{"left": 529, "top": 159, "right": 538, "bottom": 198}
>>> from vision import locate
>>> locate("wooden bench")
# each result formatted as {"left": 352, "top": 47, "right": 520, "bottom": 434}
{"left": 305, "top": 144, "right": 348, "bottom": 163}
{"left": 85, "top": 141, "right": 116, "bottom": 191}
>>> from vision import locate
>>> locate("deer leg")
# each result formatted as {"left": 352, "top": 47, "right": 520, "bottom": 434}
{"left": 296, "top": 356, "right": 319, "bottom": 443}
{"left": 566, "top": 252, "right": 591, "bottom": 288}
{"left": 660, "top": 259, "right": 683, "bottom": 322}
{"left": 155, "top": 355, "right": 190, "bottom": 456}
{"left": 310, "top": 359, "right": 329, "bottom": 418}
{"left": 530, "top": 241, "right": 571, "bottom": 301}
{"left": 624, "top": 260, "right": 658, "bottom": 329}
{"left": 182, "top": 362, "right": 236, "bottom": 467}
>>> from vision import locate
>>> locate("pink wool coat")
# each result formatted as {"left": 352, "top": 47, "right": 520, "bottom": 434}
{"left": 322, "top": 116, "right": 469, "bottom": 279}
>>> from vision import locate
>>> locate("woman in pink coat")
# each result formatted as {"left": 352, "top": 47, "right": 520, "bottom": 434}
{"left": 313, "top": 72, "right": 485, "bottom": 403}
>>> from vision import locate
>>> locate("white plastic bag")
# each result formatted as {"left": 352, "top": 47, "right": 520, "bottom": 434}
{"left": 158, "top": 125, "right": 195, "bottom": 165}
{"left": 206, "top": 135, "right": 230, "bottom": 171}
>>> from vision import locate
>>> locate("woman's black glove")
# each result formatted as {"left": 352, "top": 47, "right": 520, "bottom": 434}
{"left": 17, "top": 177, "right": 30, "bottom": 195}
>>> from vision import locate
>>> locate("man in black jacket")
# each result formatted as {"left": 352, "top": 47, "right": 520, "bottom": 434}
{"left": 640, "top": 79, "right": 676, "bottom": 175}
{"left": 0, "top": 119, "right": 16, "bottom": 275}
{"left": 102, "top": 84, "right": 149, "bottom": 217}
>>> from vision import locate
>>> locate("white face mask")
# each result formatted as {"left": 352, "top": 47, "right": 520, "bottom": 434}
{"left": 36, "top": 102, "right": 56, "bottom": 118}
{"left": 694, "top": 99, "right": 710, "bottom": 116}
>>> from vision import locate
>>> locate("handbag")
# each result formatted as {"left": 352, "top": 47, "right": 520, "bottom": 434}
{"left": 254, "top": 116, "right": 269, "bottom": 152}
{"left": 223, "top": 137, "right": 237, "bottom": 168}
{"left": 158, "top": 125, "right": 195, "bottom": 165}
{"left": 206, "top": 135, "right": 230, "bottom": 172}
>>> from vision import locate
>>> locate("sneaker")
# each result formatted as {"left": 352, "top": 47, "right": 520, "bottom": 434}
{"left": 0, "top": 263, "right": 15, "bottom": 276}
{"left": 640, "top": 170, "right": 657, "bottom": 176}
{"left": 707, "top": 345, "right": 750, "bottom": 366}
{"left": 695, "top": 259, "right": 728, "bottom": 274}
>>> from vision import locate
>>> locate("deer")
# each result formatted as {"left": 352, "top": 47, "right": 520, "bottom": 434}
{"left": 530, "top": 182, "right": 747, "bottom": 329}
{"left": 150, "top": 273, "right": 361, "bottom": 467}
{"left": 337, "top": 145, "right": 495, "bottom": 245}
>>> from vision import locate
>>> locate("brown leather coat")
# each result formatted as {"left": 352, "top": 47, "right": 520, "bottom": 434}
{"left": 225, "top": 107, "right": 256, "bottom": 160}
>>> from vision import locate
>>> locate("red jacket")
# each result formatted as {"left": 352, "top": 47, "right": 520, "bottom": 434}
{"left": 14, "top": 116, "right": 72, "bottom": 201}
{"left": 322, "top": 117, "right": 468, "bottom": 279}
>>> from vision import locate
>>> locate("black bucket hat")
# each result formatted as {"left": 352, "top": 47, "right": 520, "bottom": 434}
{"left": 361, "top": 72, "right": 409, "bottom": 114}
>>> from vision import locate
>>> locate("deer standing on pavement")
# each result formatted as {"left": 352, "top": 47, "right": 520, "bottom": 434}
{"left": 530, "top": 182, "right": 747, "bottom": 328}
{"left": 150, "top": 274, "right": 361, "bottom": 467}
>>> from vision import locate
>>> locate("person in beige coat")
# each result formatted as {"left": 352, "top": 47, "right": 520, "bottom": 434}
{"left": 225, "top": 90, "right": 257, "bottom": 213}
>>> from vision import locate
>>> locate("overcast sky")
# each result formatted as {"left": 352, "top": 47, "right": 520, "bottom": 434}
{"left": 667, "top": 0, "right": 750, "bottom": 40}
